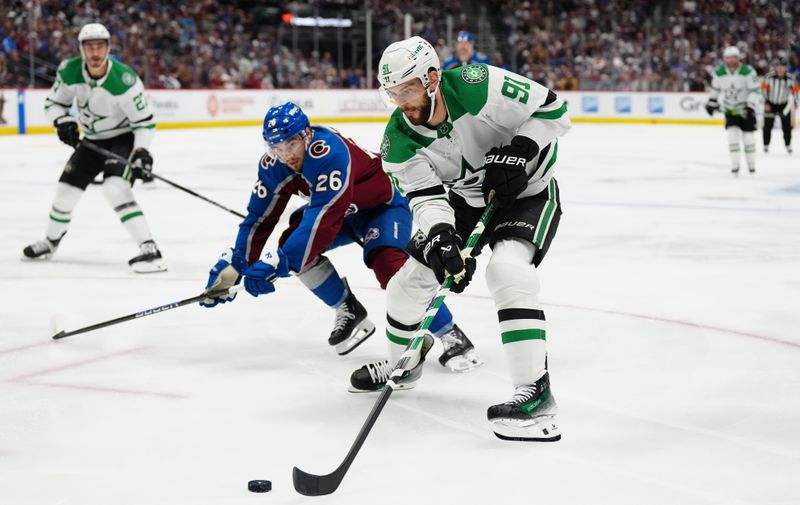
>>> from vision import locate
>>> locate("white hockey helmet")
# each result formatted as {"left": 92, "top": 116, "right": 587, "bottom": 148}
{"left": 378, "top": 36, "right": 441, "bottom": 121}
{"left": 723, "top": 46, "right": 741, "bottom": 58}
{"left": 78, "top": 23, "right": 111, "bottom": 61}
{"left": 378, "top": 36, "right": 440, "bottom": 90}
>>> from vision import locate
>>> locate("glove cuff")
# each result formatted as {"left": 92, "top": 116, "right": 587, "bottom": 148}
{"left": 54, "top": 115, "right": 77, "bottom": 126}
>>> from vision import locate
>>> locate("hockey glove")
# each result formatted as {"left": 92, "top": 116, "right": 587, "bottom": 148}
{"left": 243, "top": 249, "right": 290, "bottom": 297}
{"left": 705, "top": 99, "right": 719, "bottom": 117}
{"left": 200, "top": 248, "right": 242, "bottom": 308}
{"left": 423, "top": 223, "right": 475, "bottom": 293}
{"left": 55, "top": 116, "right": 80, "bottom": 147}
{"left": 481, "top": 136, "right": 534, "bottom": 208}
{"left": 743, "top": 106, "right": 755, "bottom": 119}
{"left": 130, "top": 148, "right": 154, "bottom": 182}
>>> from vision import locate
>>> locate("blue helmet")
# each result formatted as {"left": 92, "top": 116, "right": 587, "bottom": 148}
{"left": 262, "top": 102, "right": 310, "bottom": 146}
{"left": 456, "top": 31, "right": 474, "bottom": 43}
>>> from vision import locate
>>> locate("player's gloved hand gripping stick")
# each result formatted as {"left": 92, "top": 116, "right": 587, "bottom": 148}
{"left": 51, "top": 285, "right": 245, "bottom": 340}
{"left": 292, "top": 193, "right": 497, "bottom": 496}
{"left": 79, "top": 139, "right": 247, "bottom": 220}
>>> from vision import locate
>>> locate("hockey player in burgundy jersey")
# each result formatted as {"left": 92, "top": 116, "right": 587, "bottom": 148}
{"left": 200, "top": 102, "right": 481, "bottom": 369}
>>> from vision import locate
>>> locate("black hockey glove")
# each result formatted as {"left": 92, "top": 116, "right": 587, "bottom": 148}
{"left": 423, "top": 223, "right": 476, "bottom": 293}
{"left": 54, "top": 116, "right": 79, "bottom": 147}
{"left": 743, "top": 106, "right": 755, "bottom": 119}
{"left": 705, "top": 99, "right": 719, "bottom": 117}
{"left": 481, "top": 136, "right": 536, "bottom": 208}
{"left": 130, "top": 148, "right": 154, "bottom": 182}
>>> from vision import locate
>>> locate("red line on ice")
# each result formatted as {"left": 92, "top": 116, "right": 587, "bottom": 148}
{"left": 7, "top": 346, "right": 186, "bottom": 398}
{"left": 17, "top": 381, "right": 187, "bottom": 399}
{"left": 9, "top": 346, "right": 154, "bottom": 381}
{"left": 0, "top": 341, "right": 51, "bottom": 356}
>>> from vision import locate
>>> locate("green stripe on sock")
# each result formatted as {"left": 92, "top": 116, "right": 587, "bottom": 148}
{"left": 534, "top": 179, "right": 557, "bottom": 247}
{"left": 120, "top": 211, "right": 144, "bottom": 223}
{"left": 386, "top": 330, "right": 411, "bottom": 346}
{"left": 49, "top": 214, "right": 70, "bottom": 223}
{"left": 531, "top": 102, "right": 567, "bottom": 119}
{"left": 501, "top": 328, "right": 546, "bottom": 344}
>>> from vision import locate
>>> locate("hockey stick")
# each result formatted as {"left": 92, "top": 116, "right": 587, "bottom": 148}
{"left": 80, "top": 140, "right": 247, "bottom": 219}
{"left": 51, "top": 285, "right": 244, "bottom": 340}
{"left": 292, "top": 196, "right": 497, "bottom": 496}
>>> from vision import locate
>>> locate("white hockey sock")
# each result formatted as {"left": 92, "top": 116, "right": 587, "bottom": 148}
{"left": 743, "top": 131, "right": 756, "bottom": 168}
{"left": 384, "top": 257, "right": 440, "bottom": 364}
{"left": 102, "top": 176, "right": 153, "bottom": 245}
{"left": 45, "top": 182, "right": 84, "bottom": 243}
{"left": 486, "top": 239, "right": 548, "bottom": 386}
{"left": 727, "top": 127, "right": 742, "bottom": 170}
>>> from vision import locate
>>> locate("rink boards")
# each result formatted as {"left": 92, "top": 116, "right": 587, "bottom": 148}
{"left": 0, "top": 87, "right": 727, "bottom": 135}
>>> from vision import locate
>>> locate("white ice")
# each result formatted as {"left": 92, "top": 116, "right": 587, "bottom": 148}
{"left": 1, "top": 122, "right": 799, "bottom": 505}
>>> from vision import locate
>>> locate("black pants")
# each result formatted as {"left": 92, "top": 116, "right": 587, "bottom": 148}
{"left": 58, "top": 133, "right": 135, "bottom": 190}
{"left": 763, "top": 102, "right": 792, "bottom": 147}
{"left": 407, "top": 179, "right": 562, "bottom": 268}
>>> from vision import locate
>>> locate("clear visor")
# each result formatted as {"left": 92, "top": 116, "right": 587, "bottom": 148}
{"left": 379, "top": 79, "right": 427, "bottom": 109}
{"left": 265, "top": 132, "right": 307, "bottom": 162}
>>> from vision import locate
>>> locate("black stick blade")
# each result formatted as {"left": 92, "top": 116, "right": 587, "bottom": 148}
{"left": 292, "top": 466, "right": 343, "bottom": 496}
{"left": 52, "top": 331, "right": 67, "bottom": 340}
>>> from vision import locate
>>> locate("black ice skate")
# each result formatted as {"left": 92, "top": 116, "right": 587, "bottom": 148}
{"left": 328, "top": 280, "right": 375, "bottom": 355}
{"left": 128, "top": 240, "right": 167, "bottom": 273}
{"left": 348, "top": 334, "right": 434, "bottom": 393}
{"left": 787, "top": 145, "right": 793, "bottom": 154}
{"left": 748, "top": 165, "right": 756, "bottom": 174}
{"left": 22, "top": 238, "right": 59, "bottom": 260}
{"left": 487, "top": 371, "right": 560, "bottom": 442}
{"left": 437, "top": 324, "right": 483, "bottom": 372}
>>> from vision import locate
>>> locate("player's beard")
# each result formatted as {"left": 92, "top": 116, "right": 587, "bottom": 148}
{"left": 403, "top": 93, "right": 433, "bottom": 126}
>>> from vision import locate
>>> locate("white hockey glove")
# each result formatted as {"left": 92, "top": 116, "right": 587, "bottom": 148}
{"left": 201, "top": 248, "right": 241, "bottom": 307}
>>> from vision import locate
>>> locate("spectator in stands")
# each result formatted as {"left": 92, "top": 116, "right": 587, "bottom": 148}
{"left": 442, "top": 31, "right": 489, "bottom": 70}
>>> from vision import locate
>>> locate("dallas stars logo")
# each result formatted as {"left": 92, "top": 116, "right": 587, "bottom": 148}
{"left": 380, "top": 134, "right": 391, "bottom": 159}
{"left": 381, "top": 64, "right": 390, "bottom": 75}
{"left": 461, "top": 65, "right": 487, "bottom": 84}
{"left": 78, "top": 103, "right": 108, "bottom": 133}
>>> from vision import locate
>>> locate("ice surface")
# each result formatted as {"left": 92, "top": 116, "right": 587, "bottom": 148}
{"left": 1, "top": 123, "right": 798, "bottom": 504}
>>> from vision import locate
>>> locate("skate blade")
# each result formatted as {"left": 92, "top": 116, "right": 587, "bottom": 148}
{"left": 347, "top": 381, "right": 417, "bottom": 394}
{"left": 130, "top": 260, "right": 168, "bottom": 274}
{"left": 490, "top": 415, "right": 560, "bottom": 442}
{"left": 335, "top": 321, "right": 376, "bottom": 356}
{"left": 21, "top": 253, "right": 53, "bottom": 261}
{"left": 442, "top": 350, "right": 484, "bottom": 373}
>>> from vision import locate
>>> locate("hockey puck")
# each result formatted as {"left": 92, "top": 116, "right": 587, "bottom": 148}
{"left": 248, "top": 480, "right": 272, "bottom": 493}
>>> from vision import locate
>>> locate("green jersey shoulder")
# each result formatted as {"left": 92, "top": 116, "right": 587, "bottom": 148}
{"left": 56, "top": 57, "right": 140, "bottom": 95}
{"left": 381, "top": 109, "right": 434, "bottom": 164}
{"left": 715, "top": 63, "right": 754, "bottom": 77}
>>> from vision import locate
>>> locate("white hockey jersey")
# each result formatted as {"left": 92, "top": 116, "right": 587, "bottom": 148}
{"left": 45, "top": 57, "right": 155, "bottom": 149}
{"left": 708, "top": 63, "right": 761, "bottom": 115}
{"left": 380, "top": 64, "right": 570, "bottom": 234}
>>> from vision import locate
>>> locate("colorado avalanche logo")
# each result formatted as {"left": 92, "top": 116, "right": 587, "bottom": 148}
{"left": 309, "top": 140, "right": 331, "bottom": 159}
{"left": 364, "top": 227, "right": 381, "bottom": 244}
{"left": 259, "top": 153, "right": 277, "bottom": 169}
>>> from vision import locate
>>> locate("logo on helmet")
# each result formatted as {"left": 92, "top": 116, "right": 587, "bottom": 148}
{"left": 461, "top": 65, "right": 487, "bottom": 84}
{"left": 381, "top": 63, "right": 390, "bottom": 75}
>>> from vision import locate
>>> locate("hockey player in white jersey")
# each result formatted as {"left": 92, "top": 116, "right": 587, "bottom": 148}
{"left": 22, "top": 23, "right": 164, "bottom": 272}
{"left": 349, "top": 36, "right": 569, "bottom": 441}
{"left": 705, "top": 46, "right": 761, "bottom": 175}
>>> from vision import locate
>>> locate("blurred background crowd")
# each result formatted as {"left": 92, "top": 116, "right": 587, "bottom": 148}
{"left": 1, "top": 0, "right": 798, "bottom": 91}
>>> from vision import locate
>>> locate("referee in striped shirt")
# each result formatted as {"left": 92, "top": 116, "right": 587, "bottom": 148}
{"left": 762, "top": 58, "right": 798, "bottom": 153}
